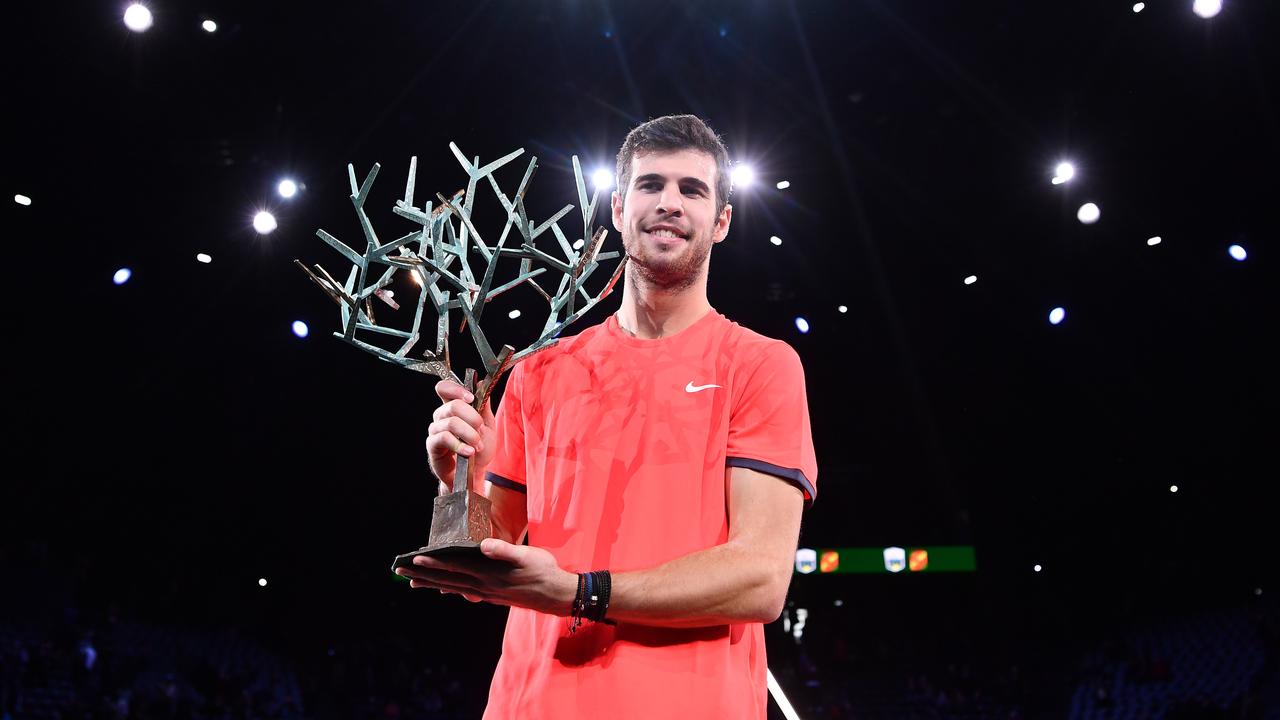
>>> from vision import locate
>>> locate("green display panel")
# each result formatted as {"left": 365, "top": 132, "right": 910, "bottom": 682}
{"left": 793, "top": 546, "right": 976, "bottom": 575}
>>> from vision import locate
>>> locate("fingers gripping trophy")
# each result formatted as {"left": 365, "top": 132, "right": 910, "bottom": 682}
{"left": 294, "top": 143, "right": 626, "bottom": 570}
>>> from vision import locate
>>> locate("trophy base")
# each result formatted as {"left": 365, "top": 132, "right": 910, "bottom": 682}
{"left": 389, "top": 489, "right": 494, "bottom": 572}
{"left": 390, "top": 541, "right": 485, "bottom": 571}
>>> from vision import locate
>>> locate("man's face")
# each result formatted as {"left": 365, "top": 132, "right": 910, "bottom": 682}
{"left": 611, "top": 149, "right": 732, "bottom": 290}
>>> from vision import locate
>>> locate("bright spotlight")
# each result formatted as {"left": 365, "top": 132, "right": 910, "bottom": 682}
{"left": 1228, "top": 244, "right": 1247, "bottom": 261}
{"left": 258, "top": 578, "right": 268, "bottom": 587}
{"left": 202, "top": 19, "right": 217, "bottom": 32}
{"left": 776, "top": 180, "right": 791, "bottom": 190}
{"left": 292, "top": 321, "right": 309, "bottom": 338}
{"left": 14, "top": 194, "right": 31, "bottom": 206}
{"left": 1147, "top": 236, "right": 1162, "bottom": 246}
{"left": 508, "top": 309, "right": 521, "bottom": 320}
{"left": 1034, "top": 564, "right": 1043, "bottom": 573}
{"left": 730, "top": 163, "right": 756, "bottom": 189}
{"left": 113, "top": 268, "right": 133, "bottom": 285}
{"left": 1133, "top": 2, "right": 1145, "bottom": 11}
{"left": 837, "top": 305, "right": 848, "bottom": 314}
{"left": 591, "top": 168, "right": 613, "bottom": 191}
{"left": 1193, "top": 0, "right": 1222, "bottom": 19}
{"left": 1170, "top": 485, "right": 1179, "bottom": 493}
{"left": 1077, "top": 202, "right": 1101, "bottom": 224}
{"left": 123, "top": 4, "right": 153, "bottom": 32}
{"left": 964, "top": 275, "right": 978, "bottom": 285}
{"left": 794, "top": 317, "right": 810, "bottom": 334}
{"left": 769, "top": 236, "right": 782, "bottom": 246}
{"left": 573, "top": 238, "right": 585, "bottom": 250}
{"left": 253, "top": 211, "right": 278, "bottom": 234}
{"left": 1051, "top": 162, "right": 1075, "bottom": 185}
{"left": 278, "top": 179, "right": 298, "bottom": 198}
{"left": 196, "top": 253, "right": 212, "bottom": 264}
{"left": 1049, "top": 307, "right": 1067, "bottom": 325}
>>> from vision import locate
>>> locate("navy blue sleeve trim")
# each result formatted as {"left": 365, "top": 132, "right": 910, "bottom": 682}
{"left": 725, "top": 457, "right": 816, "bottom": 509}
{"left": 484, "top": 471, "right": 527, "bottom": 494}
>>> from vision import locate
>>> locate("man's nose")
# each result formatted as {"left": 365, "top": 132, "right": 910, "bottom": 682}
{"left": 656, "top": 185, "right": 683, "bottom": 216}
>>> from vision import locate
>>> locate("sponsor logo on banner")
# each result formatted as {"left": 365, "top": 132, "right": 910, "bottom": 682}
{"left": 820, "top": 551, "right": 840, "bottom": 573}
{"left": 883, "top": 546, "right": 906, "bottom": 573}
{"left": 909, "top": 549, "right": 929, "bottom": 572}
{"left": 795, "top": 548, "right": 817, "bottom": 574}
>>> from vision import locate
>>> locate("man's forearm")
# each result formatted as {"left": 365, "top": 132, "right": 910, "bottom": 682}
{"left": 602, "top": 540, "right": 789, "bottom": 629}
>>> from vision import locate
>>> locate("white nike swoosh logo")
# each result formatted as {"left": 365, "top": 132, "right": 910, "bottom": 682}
{"left": 685, "top": 382, "right": 722, "bottom": 393}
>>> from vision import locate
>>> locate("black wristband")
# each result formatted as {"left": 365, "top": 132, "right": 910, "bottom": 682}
{"left": 597, "top": 570, "right": 612, "bottom": 622}
{"left": 569, "top": 570, "right": 615, "bottom": 632}
{"left": 569, "top": 572, "right": 587, "bottom": 634}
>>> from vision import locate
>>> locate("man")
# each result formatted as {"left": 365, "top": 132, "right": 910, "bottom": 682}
{"left": 397, "top": 114, "right": 818, "bottom": 718}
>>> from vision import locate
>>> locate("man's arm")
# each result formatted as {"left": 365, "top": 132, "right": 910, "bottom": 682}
{"left": 484, "top": 481, "right": 529, "bottom": 545}
{"left": 400, "top": 466, "right": 804, "bottom": 624}
{"left": 604, "top": 466, "right": 804, "bottom": 628}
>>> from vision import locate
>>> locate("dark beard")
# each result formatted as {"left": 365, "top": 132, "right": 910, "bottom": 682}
{"left": 625, "top": 252, "right": 703, "bottom": 292}
{"left": 622, "top": 225, "right": 712, "bottom": 292}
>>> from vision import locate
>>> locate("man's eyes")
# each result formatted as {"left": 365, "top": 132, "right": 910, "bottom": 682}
{"left": 639, "top": 182, "right": 704, "bottom": 196}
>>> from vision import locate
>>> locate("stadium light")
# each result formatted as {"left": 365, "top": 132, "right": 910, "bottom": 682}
{"left": 1051, "top": 162, "right": 1075, "bottom": 185}
{"left": 124, "top": 4, "right": 153, "bottom": 32}
{"left": 730, "top": 163, "right": 756, "bottom": 189}
{"left": 253, "top": 210, "right": 278, "bottom": 234}
{"left": 1193, "top": 0, "right": 1222, "bottom": 19}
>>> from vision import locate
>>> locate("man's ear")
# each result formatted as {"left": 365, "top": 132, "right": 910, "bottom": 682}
{"left": 713, "top": 203, "right": 733, "bottom": 244}
{"left": 611, "top": 190, "right": 624, "bottom": 233}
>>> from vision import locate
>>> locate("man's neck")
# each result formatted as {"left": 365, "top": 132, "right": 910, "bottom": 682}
{"left": 615, "top": 270, "right": 712, "bottom": 340}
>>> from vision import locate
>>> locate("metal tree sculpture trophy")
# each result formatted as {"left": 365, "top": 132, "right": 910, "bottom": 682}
{"left": 294, "top": 143, "right": 625, "bottom": 571}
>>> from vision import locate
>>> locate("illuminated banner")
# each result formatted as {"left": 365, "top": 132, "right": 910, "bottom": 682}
{"left": 793, "top": 546, "right": 977, "bottom": 574}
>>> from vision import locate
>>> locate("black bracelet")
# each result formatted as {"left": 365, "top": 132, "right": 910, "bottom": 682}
{"left": 568, "top": 570, "right": 615, "bottom": 633}
{"left": 596, "top": 570, "right": 612, "bottom": 623}
{"left": 570, "top": 573, "right": 588, "bottom": 634}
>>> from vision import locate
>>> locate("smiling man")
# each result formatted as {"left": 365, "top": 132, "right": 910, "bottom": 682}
{"left": 401, "top": 114, "right": 818, "bottom": 719}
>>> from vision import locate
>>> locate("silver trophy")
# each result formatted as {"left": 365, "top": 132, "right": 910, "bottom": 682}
{"left": 294, "top": 144, "right": 625, "bottom": 570}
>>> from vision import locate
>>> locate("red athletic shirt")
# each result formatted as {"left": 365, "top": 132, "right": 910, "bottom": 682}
{"left": 482, "top": 309, "right": 818, "bottom": 719}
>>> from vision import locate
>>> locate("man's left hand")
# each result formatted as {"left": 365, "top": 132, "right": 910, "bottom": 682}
{"left": 394, "top": 539, "right": 578, "bottom": 616}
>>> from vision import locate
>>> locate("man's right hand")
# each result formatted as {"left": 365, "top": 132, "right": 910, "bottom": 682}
{"left": 426, "top": 380, "right": 497, "bottom": 491}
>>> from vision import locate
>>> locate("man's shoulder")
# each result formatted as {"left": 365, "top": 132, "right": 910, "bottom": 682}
{"left": 716, "top": 315, "right": 801, "bottom": 366}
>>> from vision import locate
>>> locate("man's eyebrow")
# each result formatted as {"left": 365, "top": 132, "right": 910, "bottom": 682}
{"left": 632, "top": 173, "right": 711, "bottom": 194}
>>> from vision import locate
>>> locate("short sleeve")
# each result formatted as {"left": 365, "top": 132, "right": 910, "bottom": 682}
{"left": 484, "top": 361, "right": 528, "bottom": 494}
{"left": 725, "top": 342, "right": 819, "bottom": 508}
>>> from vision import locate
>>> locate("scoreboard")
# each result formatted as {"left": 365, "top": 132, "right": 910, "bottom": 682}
{"left": 794, "top": 546, "right": 977, "bottom": 574}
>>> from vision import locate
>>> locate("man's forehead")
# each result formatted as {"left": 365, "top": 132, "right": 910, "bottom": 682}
{"left": 628, "top": 148, "right": 717, "bottom": 182}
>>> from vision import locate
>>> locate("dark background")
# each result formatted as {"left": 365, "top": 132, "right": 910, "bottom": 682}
{"left": 4, "top": 0, "right": 1276, "bottom": 716}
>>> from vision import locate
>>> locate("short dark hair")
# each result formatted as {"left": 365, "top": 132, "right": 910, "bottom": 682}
{"left": 615, "top": 114, "right": 732, "bottom": 216}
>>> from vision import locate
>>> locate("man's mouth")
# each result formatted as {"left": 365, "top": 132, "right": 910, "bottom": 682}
{"left": 645, "top": 225, "right": 688, "bottom": 240}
